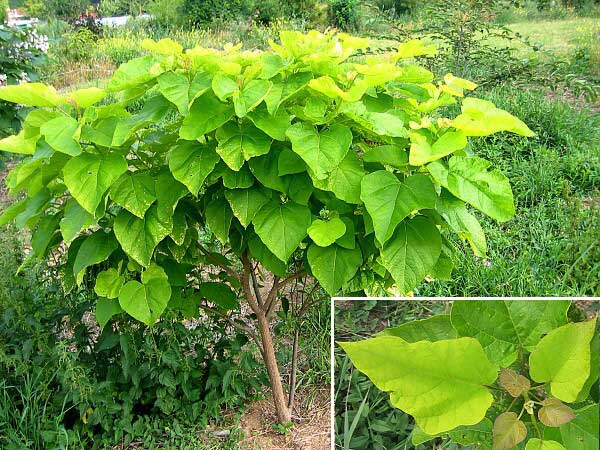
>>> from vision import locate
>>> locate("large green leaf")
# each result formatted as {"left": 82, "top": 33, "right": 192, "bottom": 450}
{"left": 428, "top": 156, "right": 514, "bottom": 222}
{"left": 380, "top": 216, "right": 442, "bottom": 294}
{"left": 285, "top": 122, "right": 352, "bottom": 180}
{"left": 307, "top": 218, "right": 346, "bottom": 247}
{"left": 312, "top": 150, "right": 365, "bottom": 204}
{"left": 557, "top": 405, "right": 599, "bottom": 450}
{"left": 253, "top": 200, "right": 311, "bottom": 262}
{"left": 362, "top": 144, "right": 408, "bottom": 169}
{"left": 31, "top": 214, "right": 60, "bottom": 258}
{"left": 575, "top": 331, "right": 599, "bottom": 402}
{"left": 168, "top": 141, "right": 220, "bottom": 195}
{"left": 265, "top": 71, "right": 313, "bottom": 114}
{"left": 379, "top": 314, "right": 457, "bottom": 342}
{"left": 59, "top": 198, "right": 95, "bottom": 243}
{"left": 233, "top": 79, "right": 272, "bottom": 117}
{"left": 224, "top": 186, "right": 271, "bottom": 228}
{"left": 0, "top": 129, "right": 38, "bottom": 155}
{"left": 436, "top": 190, "right": 486, "bottom": 257}
{"left": 107, "top": 54, "right": 166, "bottom": 92}
{"left": 95, "top": 297, "right": 123, "bottom": 330}
{"left": 113, "top": 205, "right": 172, "bottom": 267}
{"left": 72, "top": 231, "right": 118, "bottom": 283}
{"left": 199, "top": 282, "right": 239, "bottom": 310}
{"left": 112, "top": 96, "right": 172, "bottom": 146}
{"left": 180, "top": 92, "right": 234, "bottom": 140}
{"left": 248, "top": 234, "right": 288, "bottom": 277}
{"left": 40, "top": 116, "right": 82, "bottom": 156}
{"left": 451, "top": 300, "right": 571, "bottom": 367}
{"left": 211, "top": 73, "right": 237, "bottom": 101}
{"left": 525, "top": 439, "right": 566, "bottom": 450}
{"left": 247, "top": 103, "right": 290, "bottom": 141}
{"left": 119, "top": 263, "right": 171, "bottom": 326}
{"left": 67, "top": 87, "right": 106, "bottom": 108}
{"left": 94, "top": 268, "right": 124, "bottom": 299}
{"left": 361, "top": 172, "right": 437, "bottom": 245}
{"left": 339, "top": 336, "right": 498, "bottom": 435}
{"left": 215, "top": 121, "right": 272, "bottom": 170}
{"left": 222, "top": 164, "right": 254, "bottom": 188}
{"left": 453, "top": 98, "right": 535, "bottom": 137}
{"left": 0, "top": 82, "right": 61, "bottom": 106}
{"left": 157, "top": 72, "right": 190, "bottom": 115}
{"left": 63, "top": 152, "right": 128, "bottom": 214}
{"left": 307, "top": 244, "right": 362, "bottom": 295}
{"left": 409, "top": 130, "right": 467, "bottom": 166}
{"left": 205, "top": 197, "right": 233, "bottom": 245}
{"left": 529, "top": 319, "right": 596, "bottom": 402}
{"left": 109, "top": 172, "right": 157, "bottom": 218}
{"left": 248, "top": 148, "right": 290, "bottom": 193}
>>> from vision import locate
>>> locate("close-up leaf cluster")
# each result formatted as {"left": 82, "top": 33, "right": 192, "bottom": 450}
{"left": 338, "top": 300, "right": 599, "bottom": 450}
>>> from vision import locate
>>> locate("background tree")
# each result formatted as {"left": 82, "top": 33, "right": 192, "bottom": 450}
{"left": 0, "top": 0, "right": 8, "bottom": 23}
{"left": 24, "top": 0, "right": 88, "bottom": 20}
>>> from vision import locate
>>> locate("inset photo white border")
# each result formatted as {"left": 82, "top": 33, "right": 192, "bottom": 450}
{"left": 330, "top": 297, "right": 599, "bottom": 450}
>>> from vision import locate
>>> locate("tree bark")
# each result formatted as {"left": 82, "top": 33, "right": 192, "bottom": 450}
{"left": 256, "top": 309, "right": 292, "bottom": 423}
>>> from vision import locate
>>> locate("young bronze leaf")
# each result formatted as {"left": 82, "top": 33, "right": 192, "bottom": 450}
{"left": 339, "top": 336, "right": 498, "bottom": 435}
{"left": 492, "top": 412, "right": 527, "bottom": 450}
{"left": 538, "top": 398, "right": 576, "bottom": 427}
{"left": 499, "top": 368, "right": 531, "bottom": 397}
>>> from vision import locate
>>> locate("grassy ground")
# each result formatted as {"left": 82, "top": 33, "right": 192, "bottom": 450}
{"left": 506, "top": 18, "right": 599, "bottom": 56}
{"left": 420, "top": 84, "right": 599, "bottom": 297}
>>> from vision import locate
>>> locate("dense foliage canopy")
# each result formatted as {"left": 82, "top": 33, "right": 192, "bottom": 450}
{"left": 0, "top": 31, "right": 534, "bottom": 327}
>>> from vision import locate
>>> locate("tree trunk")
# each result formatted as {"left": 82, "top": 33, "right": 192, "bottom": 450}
{"left": 256, "top": 309, "right": 292, "bottom": 423}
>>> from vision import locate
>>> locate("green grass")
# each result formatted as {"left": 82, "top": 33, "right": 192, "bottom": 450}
{"left": 419, "top": 85, "right": 600, "bottom": 297}
{"left": 505, "top": 18, "right": 599, "bottom": 56}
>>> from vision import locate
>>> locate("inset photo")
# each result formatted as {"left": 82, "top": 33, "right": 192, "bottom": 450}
{"left": 333, "top": 299, "right": 599, "bottom": 450}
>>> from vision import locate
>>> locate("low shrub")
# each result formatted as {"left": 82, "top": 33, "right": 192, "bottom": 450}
{"left": 0, "top": 227, "right": 265, "bottom": 448}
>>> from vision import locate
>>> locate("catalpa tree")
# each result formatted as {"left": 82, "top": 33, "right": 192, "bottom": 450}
{"left": 0, "top": 31, "right": 533, "bottom": 422}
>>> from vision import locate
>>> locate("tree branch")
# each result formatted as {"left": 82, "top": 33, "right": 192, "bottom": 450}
{"left": 250, "top": 267, "right": 264, "bottom": 308}
{"left": 241, "top": 252, "right": 262, "bottom": 314}
{"left": 198, "top": 303, "right": 263, "bottom": 353}
{"left": 266, "top": 271, "right": 307, "bottom": 318}
{"left": 194, "top": 242, "right": 240, "bottom": 281}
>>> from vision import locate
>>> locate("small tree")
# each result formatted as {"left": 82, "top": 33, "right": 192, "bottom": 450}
{"left": 0, "top": 31, "right": 533, "bottom": 423}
